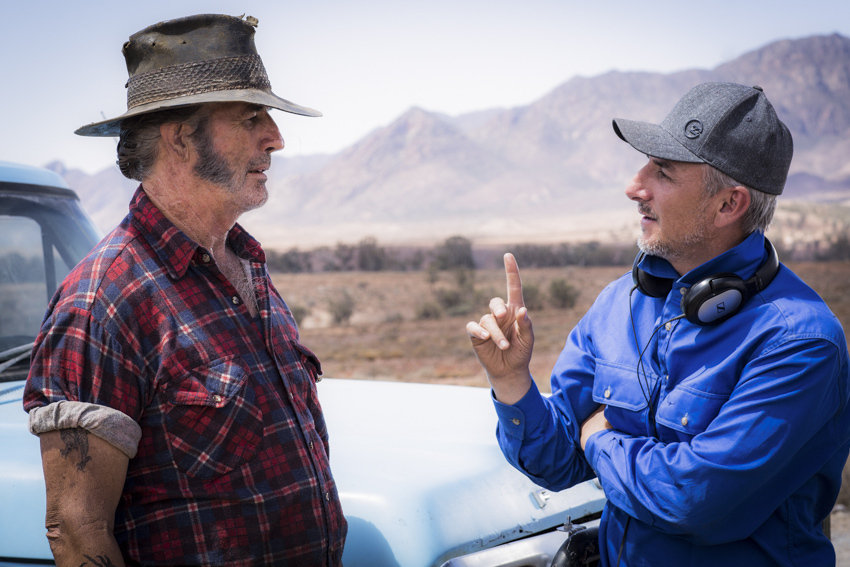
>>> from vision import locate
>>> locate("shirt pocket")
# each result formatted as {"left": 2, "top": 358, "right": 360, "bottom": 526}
{"left": 164, "top": 357, "right": 264, "bottom": 479}
{"left": 592, "top": 359, "right": 649, "bottom": 433}
{"left": 655, "top": 385, "right": 728, "bottom": 438}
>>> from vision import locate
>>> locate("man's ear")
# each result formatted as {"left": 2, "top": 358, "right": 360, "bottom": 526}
{"left": 159, "top": 122, "right": 193, "bottom": 161}
{"left": 715, "top": 186, "right": 751, "bottom": 228}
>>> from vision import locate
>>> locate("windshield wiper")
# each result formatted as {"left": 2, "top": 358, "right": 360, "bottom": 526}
{"left": 0, "top": 343, "right": 35, "bottom": 374}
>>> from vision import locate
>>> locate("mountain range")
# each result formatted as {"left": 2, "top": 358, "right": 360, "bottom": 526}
{"left": 48, "top": 33, "right": 850, "bottom": 249}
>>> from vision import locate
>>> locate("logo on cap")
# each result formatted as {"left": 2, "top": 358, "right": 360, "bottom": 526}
{"left": 684, "top": 120, "right": 703, "bottom": 139}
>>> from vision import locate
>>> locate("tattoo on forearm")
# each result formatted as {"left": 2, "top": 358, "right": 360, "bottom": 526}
{"left": 60, "top": 428, "right": 92, "bottom": 472}
{"left": 80, "top": 555, "right": 116, "bottom": 567}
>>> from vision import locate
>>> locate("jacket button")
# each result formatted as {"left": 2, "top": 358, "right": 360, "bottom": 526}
{"left": 511, "top": 418, "right": 521, "bottom": 426}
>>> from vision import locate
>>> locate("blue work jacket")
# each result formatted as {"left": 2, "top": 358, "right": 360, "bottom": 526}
{"left": 494, "top": 232, "right": 850, "bottom": 566}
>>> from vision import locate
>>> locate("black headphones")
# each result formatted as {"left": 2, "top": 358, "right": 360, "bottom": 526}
{"left": 632, "top": 238, "right": 780, "bottom": 326}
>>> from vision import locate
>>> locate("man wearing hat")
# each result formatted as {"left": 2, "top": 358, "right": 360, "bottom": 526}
{"left": 467, "top": 82, "right": 850, "bottom": 565}
{"left": 24, "top": 14, "right": 346, "bottom": 566}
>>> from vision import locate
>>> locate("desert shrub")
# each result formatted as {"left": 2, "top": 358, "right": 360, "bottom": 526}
{"left": 433, "top": 287, "right": 471, "bottom": 315}
{"left": 549, "top": 279, "right": 580, "bottom": 309}
{"left": 327, "top": 289, "right": 355, "bottom": 325}
{"left": 522, "top": 283, "right": 545, "bottom": 311}
{"left": 415, "top": 301, "right": 443, "bottom": 320}
{"left": 384, "top": 312, "right": 404, "bottom": 323}
{"left": 289, "top": 303, "right": 310, "bottom": 326}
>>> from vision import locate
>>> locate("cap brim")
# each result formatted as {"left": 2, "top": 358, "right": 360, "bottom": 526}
{"left": 612, "top": 118, "right": 702, "bottom": 163}
{"left": 75, "top": 89, "right": 321, "bottom": 137}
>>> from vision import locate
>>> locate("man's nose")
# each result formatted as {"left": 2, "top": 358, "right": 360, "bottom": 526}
{"left": 262, "top": 114, "right": 285, "bottom": 153}
{"left": 625, "top": 162, "right": 651, "bottom": 202}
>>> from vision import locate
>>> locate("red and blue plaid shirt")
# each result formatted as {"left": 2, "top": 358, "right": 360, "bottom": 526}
{"left": 24, "top": 187, "right": 347, "bottom": 565}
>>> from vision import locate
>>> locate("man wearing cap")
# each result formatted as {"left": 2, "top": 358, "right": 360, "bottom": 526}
{"left": 468, "top": 82, "right": 850, "bottom": 565}
{"left": 24, "top": 14, "right": 346, "bottom": 566}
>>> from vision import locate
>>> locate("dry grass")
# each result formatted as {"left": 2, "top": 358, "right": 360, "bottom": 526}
{"left": 273, "top": 261, "right": 850, "bottom": 391}
{"left": 274, "top": 265, "right": 627, "bottom": 390}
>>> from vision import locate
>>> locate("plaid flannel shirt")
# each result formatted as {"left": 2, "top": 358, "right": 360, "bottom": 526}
{"left": 24, "top": 187, "right": 346, "bottom": 566}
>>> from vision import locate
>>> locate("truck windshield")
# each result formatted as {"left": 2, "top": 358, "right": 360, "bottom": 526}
{"left": 0, "top": 191, "right": 99, "bottom": 381}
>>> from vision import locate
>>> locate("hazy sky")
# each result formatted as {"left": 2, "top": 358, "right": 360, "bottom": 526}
{"left": 3, "top": 0, "right": 849, "bottom": 173}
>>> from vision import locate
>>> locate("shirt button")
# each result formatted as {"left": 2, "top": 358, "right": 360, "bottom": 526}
{"left": 308, "top": 441, "right": 314, "bottom": 450}
{"left": 212, "top": 394, "right": 223, "bottom": 404}
{"left": 511, "top": 418, "right": 521, "bottom": 426}
{"left": 232, "top": 296, "right": 240, "bottom": 305}
{"left": 681, "top": 415, "right": 689, "bottom": 426}
{"left": 680, "top": 287, "right": 688, "bottom": 296}
{"left": 604, "top": 388, "right": 611, "bottom": 399}
{"left": 201, "top": 253, "right": 211, "bottom": 263}
{"left": 325, "top": 491, "right": 331, "bottom": 502}
{"left": 665, "top": 322, "right": 672, "bottom": 331}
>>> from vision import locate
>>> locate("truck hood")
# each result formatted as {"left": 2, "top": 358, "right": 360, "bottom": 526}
{"left": 0, "top": 378, "right": 604, "bottom": 566}
{"left": 320, "top": 379, "right": 604, "bottom": 566}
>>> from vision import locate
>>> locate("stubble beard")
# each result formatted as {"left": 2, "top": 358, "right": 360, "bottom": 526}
{"left": 636, "top": 202, "right": 709, "bottom": 263}
{"left": 192, "top": 124, "right": 269, "bottom": 211}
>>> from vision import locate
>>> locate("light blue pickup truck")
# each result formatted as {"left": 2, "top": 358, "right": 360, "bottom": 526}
{"left": 0, "top": 161, "right": 605, "bottom": 567}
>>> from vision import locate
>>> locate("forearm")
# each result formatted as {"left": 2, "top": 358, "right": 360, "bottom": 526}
{"left": 495, "top": 383, "right": 595, "bottom": 490}
{"left": 46, "top": 515, "right": 125, "bottom": 567}
{"left": 39, "top": 427, "right": 130, "bottom": 567}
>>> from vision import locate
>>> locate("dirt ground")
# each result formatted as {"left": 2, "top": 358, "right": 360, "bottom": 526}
{"left": 273, "top": 261, "right": 850, "bottom": 559}
{"left": 833, "top": 507, "right": 850, "bottom": 565}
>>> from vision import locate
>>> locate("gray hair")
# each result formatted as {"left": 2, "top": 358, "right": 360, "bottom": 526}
{"left": 703, "top": 165, "right": 777, "bottom": 234}
{"left": 116, "top": 106, "right": 203, "bottom": 181}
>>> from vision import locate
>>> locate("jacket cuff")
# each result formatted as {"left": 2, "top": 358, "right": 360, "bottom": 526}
{"left": 492, "top": 380, "right": 550, "bottom": 441}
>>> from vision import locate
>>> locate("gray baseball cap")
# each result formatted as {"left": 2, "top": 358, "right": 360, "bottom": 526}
{"left": 613, "top": 82, "right": 793, "bottom": 195}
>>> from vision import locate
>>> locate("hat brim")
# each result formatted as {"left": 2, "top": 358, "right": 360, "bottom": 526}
{"left": 612, "top": 118, "right": 702, "bottom": 163}
{"left": 75, "top": 88, "right": 321, "bottom": 137}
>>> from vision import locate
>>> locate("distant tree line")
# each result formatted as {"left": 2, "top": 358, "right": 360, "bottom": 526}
{"left": 266, "top": 235, "right": 640, "bottom": 274}
{"left": 266, "top": 230, "right": 850, "bottom": 275}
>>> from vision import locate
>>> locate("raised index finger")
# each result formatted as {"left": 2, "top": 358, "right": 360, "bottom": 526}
{"left": 503, "top": 253, "right": 525, "bottom": 308}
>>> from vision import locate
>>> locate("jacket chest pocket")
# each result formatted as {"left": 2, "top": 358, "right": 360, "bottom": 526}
{"left": 592, "top": 359, "right": 650, "bottom": 434}
{"left": 655, "top": 385, "right": 728, "bottom": 438}
{"left": 164, "top": 357, "right": 264, "bottom": 479}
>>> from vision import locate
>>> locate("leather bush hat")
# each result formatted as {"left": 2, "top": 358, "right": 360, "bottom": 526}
{"left": 76, "top": 14, "right": 320, "bottom": 137}
{"left": 612, "top": 82, "right": 793, "bottom": 195}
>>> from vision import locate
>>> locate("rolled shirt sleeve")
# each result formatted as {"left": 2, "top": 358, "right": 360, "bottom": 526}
{"left": 29, "top": 400, "right": 142, "bottom": 459}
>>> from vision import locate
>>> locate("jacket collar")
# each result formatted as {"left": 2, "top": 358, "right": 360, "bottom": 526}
{"left": 638, "top": 231, "right": 767, "bottom": 285}
{"left": 129, "top": 185, "right": 266, "bottom": 279}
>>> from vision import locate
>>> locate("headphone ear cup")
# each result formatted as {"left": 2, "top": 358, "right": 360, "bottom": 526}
{"left": 633, "top": 261, "right": 673, "bottom": 298}
{"left": 682, "top": 275, "right": 747, "bottom": 325}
